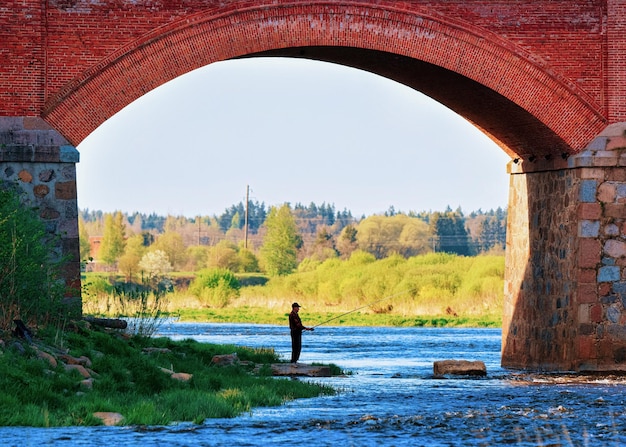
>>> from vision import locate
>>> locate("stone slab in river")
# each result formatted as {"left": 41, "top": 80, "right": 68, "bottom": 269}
{"left": 433, "top": 360, "right": 487, "bottom": 377}
{"left": 270, "top": 363, "right": 331, "bottom": 377}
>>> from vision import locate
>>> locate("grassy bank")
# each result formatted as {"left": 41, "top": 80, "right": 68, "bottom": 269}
{"left": 175, "top": 307, "right": 501, "bottom": 328}
{"left": 83, "top": 253, "right": 505, "bottom": 329}
{"left": 0, "top": 322, "right": 335, "bottom": 427}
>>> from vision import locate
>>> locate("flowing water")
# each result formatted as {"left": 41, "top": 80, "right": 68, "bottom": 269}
{"left": 4, "top": 323, "right": 626, "bottom": 446}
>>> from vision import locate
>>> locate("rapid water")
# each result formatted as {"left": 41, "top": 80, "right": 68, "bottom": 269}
{"left": 4, "top": 323, "right": 626, "bottom": 446}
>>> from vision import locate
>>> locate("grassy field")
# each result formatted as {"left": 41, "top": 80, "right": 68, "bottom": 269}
{"left": 82, "top": 252, "right": 505, "bottom": 329}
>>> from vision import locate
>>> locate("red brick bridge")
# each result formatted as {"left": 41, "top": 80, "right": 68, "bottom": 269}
{"left": 2, "top": 0, "right": 626, "bottom": 372}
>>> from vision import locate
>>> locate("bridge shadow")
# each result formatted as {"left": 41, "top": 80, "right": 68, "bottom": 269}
{"left": 502, "top": 165, "right": 578, "bottom": 371}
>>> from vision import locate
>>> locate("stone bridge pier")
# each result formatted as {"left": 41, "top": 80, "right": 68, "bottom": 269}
{"left": 0, "top": 117, "right": 81, "bottom": 315}
{"left": 503, "top": 123, "right": 626, "bottom": 372}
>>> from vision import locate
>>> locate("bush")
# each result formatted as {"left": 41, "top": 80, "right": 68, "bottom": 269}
{"left": 189, "top": 269, "right": 240, "bottom": 308}
{"left": 0, "top": 183, "right": 66, "bottom": 330}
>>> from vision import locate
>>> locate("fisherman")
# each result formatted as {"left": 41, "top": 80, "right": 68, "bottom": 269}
{"left": 289, "top": 302, "right": 314, "bottom": 365}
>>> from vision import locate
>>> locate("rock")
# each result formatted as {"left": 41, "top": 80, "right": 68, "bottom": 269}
{"left": 35, "top": 349, "right": 58, "bottom": 368}
{"left": 433, "top": 360, "right": 486, "bottom": 377}
{"left": 159, "top": 366, "right": 192, "bottom": 382}
{"left": 64, "top": 363, "right": 91, "bottom": 379}
{"left": 143, "top": 347, "right": 172, "bottom": 354}
{"left": 211, "top": 353, "right": 238, "bottom": 366}
{"left": 93, "top": 412, "right": 124, "bottom": 426}
{"left": 60, "top": 354, "right": 92, "bottom": 368}
{"left": 269, "top": 363, "right": 332, "bottom": 377}
{"left": 171, "top": 372, "right": 193, "bottom": 382}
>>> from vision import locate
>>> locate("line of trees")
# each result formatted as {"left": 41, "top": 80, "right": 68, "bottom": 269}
{"left": 79, "top": 202, "right": 507, "bottom": 278}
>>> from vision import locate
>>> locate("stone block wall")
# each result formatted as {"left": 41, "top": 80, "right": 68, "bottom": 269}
{"left": 503, "top": 161, "right": 578, "bottom": 370}
{"left": 0, "top": 117, "right": 81, "bottom": 315}
{"left": 503, "top": 123, "right": 626, "bottom": 371}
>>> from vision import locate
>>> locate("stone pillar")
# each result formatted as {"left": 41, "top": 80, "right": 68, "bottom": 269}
{"left": 502, "top": 123, "right": 626, "bottom": 372}
{"left": 0, "top": 117, "right": 81, "bottom": 317}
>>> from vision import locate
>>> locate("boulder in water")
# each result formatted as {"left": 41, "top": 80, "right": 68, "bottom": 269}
{"left": 433, "top": 360, "right": 486, "bottom": 378}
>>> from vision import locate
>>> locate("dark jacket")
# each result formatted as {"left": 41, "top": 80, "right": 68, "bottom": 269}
{"left": 289, "top": 310, "right": 305, "bottom": 333}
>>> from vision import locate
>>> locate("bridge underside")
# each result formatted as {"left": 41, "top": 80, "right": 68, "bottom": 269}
{"left": 253, "top": 47, "right": 572, "bottom": 160}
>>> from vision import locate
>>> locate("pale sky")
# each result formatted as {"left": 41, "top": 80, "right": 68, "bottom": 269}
{"left": 76, "top": 57, "right": 511, "bottom": 218}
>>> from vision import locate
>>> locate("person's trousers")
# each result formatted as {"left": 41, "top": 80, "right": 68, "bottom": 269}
{"left": 290, "top": 330, "right": 302, "bottom": 363}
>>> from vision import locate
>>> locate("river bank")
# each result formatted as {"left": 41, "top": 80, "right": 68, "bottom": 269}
{"left": 174, "top": 306, "right": 502, "bottom": 328}
{"left": 0, "top": 320, "right": 336, "bottom": 427}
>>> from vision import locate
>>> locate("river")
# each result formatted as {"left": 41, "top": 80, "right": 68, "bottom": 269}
{"left": 4, "top": 323, "right": 626, "bottom": 446}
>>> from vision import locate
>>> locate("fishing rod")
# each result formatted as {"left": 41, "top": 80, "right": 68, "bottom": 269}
{"left": 310, "top": 288, "right": 417, "bottom": 329}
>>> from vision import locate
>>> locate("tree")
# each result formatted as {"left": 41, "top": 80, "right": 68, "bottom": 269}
{"left": 151, "top": 231, "right": 187, "bottom": 270}
{"left": 78, "top": 215, "right": 92, "bottom": 262}
{"left": 309, "top": 226, "right": 338, "bottom": 262}
{"left": 236, "top": 247, "right": 260, "bottom": 273}
{"left": 397, "top": 216, "right": 431, "bottom": 257}
{"left": 430, "top": 210, "right": 471, "bottom": 256}
{"left": 118, "top": 234, "right": 147, "bottom": 281}
{"left": 336, "top": 224, "right": 358, "bottom": 259}
{"left": 99, "top": 211, "right": 126, "bottom": 266}
{"left": 356, "top": 214, "right": 432, "bottom": 259}
{"left": 138, "top": 250, "right": 173, "bottom": 289}
{"left": 260, "top": 204, "right": 302, "bottom": 276}
{"left": 206, "top": 240, "right": 239, "bottom": 271}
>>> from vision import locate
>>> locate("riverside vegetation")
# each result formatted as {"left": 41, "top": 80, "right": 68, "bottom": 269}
{"left": 0, "top": 185, "right": 336, "bottom": 427}
{"left": 83, "top": 251, "right": 504, "bottom": 328}
{"left": 0, "top": 323, "right": 336, "bottom": 426}
{"left": 1, "top": 183, "right": 504, "bottom": 427}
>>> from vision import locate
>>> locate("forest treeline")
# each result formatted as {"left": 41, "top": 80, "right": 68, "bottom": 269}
{"left": 79, "top": 201, "right": 507, "bottom": 278}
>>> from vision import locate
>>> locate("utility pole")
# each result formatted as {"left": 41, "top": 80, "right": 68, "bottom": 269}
{"left": 244, "top": 185, "right": 249, "bottom": 249}
{"left": 197, "top": 215, "right": 201, "bottom": 246}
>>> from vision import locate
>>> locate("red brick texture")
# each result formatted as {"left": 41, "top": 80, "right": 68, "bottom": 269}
{"left": 4, "top": 1, "right": 626, "bottom": 371}
{"left": 0, "top": 0, "right": 613, "bottom": 155}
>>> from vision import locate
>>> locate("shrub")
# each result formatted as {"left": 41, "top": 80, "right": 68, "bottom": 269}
{"left": 0, "top": 183, "right": 66, "bottom": 330}
{"left": 189, "top": 268, "right": 240, "bottom": 308}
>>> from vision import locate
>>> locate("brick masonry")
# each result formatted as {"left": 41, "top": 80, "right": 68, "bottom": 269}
{"left": 0, "top": 1, "right": 613, "bottom": 153}
{"left": 2, "top": 1, "right": 626, "bottom": 370}
{"left": 504, "top": 123, "right": 626, "bottom": 371}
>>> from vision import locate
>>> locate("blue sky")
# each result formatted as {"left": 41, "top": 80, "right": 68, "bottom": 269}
{"left": 76, "top": 58, "right": 511, "bottom": 218}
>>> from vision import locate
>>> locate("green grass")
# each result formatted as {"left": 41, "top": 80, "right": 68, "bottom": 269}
{"left": 0, "top": 323, "right": 336, "bottom": 427}
{"left": 175, "top": 307, "right": 501, "bottom": 328}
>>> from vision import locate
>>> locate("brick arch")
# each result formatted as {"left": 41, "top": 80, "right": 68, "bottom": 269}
{"left": 43, "top": 2, "right": 606, "bottom": 157}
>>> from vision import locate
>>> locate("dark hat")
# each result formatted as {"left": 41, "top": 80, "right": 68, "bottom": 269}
{"left": 292, "top": 302, "right": 301, "bottom": 308}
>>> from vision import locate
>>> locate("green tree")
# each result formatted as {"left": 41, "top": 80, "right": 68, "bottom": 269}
{"left": 236, "top": 247, "right": 260, "bottom": 273}
{"left": 260, "top": 204, "right": 302, "bottom": 276}
{"left": 118, "top": 234, "right": 147, "bottom": 281}
{"left": 206, "top": 240, "right": 239, "bottom": 271}
{"left": 99, "top": 211, "right": 126, "bottom": 266}
{"left": 430, "top": 209, "right": 471, "bottom": 256}
{"left": 186, "top": 245, "right": 210, "bottom": 271}
{"left": 78, "top": 215, "right": 92, "bottom": 262}
{"left": 397, "top": 216, "right": 432, "bottom": 257}
{"left": 355, "top": 214, "right": 432, "bottom": 259}
{"left": 151, "top": 231, "right": 187, "bottom": 270}
{"left": 0, "top": 184, "right": 65, "bottom": 329}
